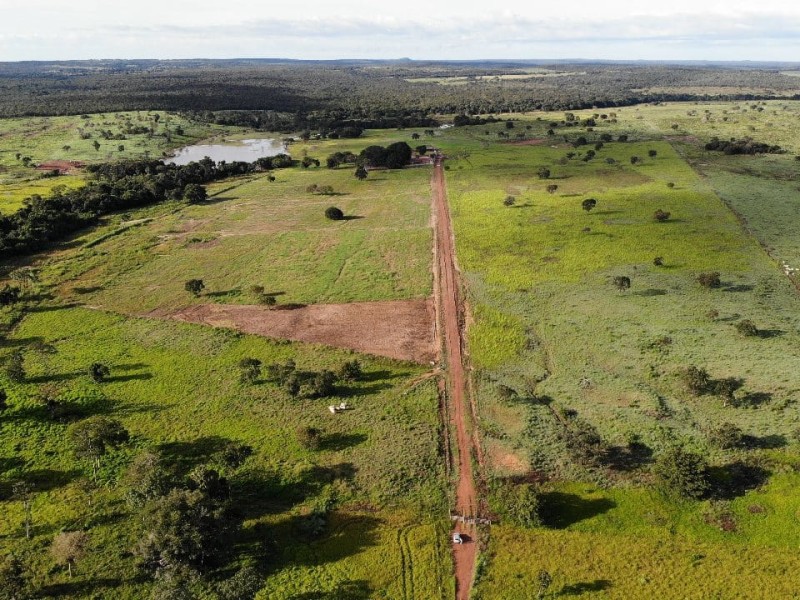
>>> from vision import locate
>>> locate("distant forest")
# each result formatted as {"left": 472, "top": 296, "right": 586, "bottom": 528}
{"left": 2, "top": 59, "right": 800, "bottom": 128}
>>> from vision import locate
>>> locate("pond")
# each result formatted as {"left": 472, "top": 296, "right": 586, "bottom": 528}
{"left": 167, "top": 138, "right": 288, "bottom": 166}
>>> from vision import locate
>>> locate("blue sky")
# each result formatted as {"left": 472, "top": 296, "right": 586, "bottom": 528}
{"left": 1, "top": 0, "right": 800, "bottom": 61}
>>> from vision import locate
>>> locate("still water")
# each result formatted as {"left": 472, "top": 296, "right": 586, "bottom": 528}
{"left": 167, "top": 138, "right": 288, "bottom": 165}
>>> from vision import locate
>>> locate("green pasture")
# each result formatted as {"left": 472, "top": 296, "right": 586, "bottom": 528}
{"left": 0, "top": 306, "right": 450, "bottom": 598}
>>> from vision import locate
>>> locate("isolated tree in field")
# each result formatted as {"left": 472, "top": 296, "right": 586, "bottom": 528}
{"left": 503, "top": 196, "right": 516, "bottom": 207}
{"left": 648, "top": 149, "right": 658, "bottom": 158}
{"left": 666, "top": 182, "right": 675, "bottom": 188}
{"left": 338, "top": 360, "right": 363, "bottom": 382}
{"left": 653, "top": 209, "right": 671, "bottom": 222}
{"left": 51, "top": 531, "right": 90, "bottom": 578}
{"left": 653, "top": 256, "right": 664, "bottom": 267}
{"left": 581, "top": 198, "right": 597, "bottom": 212}
{"left": 238, "top": 358, "right": 262, "bottom": 384}
{"left": 185, "top": 279, "right": 205, "bottom": 296}
{"left": 537, "top": 167, "right": 551, "bottom": 179}
{"left": 653, "top": 446, "right": 710, "bottom": 499}
{"left": 88, "top": 362, "right": 110, "bottom": 383}
{"left": 385, "top": 141, "right": 413, "bottom": 169}
{"left": 708, "top": 422, "right": 745, "bottom": 449}
{"left": 297, "top": 426, "right": 323, "bottom": 450}
{"left": 546, "top": 184, "right": 558, "bottom": 194}
{"left": 0, "top": 388, "right": 7, "bottom": 413}
{"left": 682, "top": 366, "right": 712, "bottom": 395}
{"left": 354, "top": 165, "right": 368, "bottom": 180}
{"left": 613, "top": 276, "right": 631, "bottom": 292}
{"left": 92, "top": 140, "right": 100, "bottom": 151}
{"left": 697, "top": 272, "right": 721, "bottom": 289}
{"left": 713, "top": 377, "right": 743, "bottom": 407}
{"left": 325, "top": 206, "right": 344, "bottom": 221}
{"left": 67, "top": 416, "right": 129, "bottom": 481}
{"left": 630, "top": 155, "right": 640, "bottom": 164}
{"left": 5, "top": 351, "right": 25, "bottom": 383}
{"left": 309, "top": 370, "right": 337, "bottom": 398}
{"left": 735, "top": 319, "right": 759, "bottom": 337}
{"left": 411, "top": 133, "right": 420, "bottom": 140}
{"left": 183, "top": 183, "right": 207, "bottom": 204}
{"left": 12, "top": 481, "right": 33, "bottom": 540}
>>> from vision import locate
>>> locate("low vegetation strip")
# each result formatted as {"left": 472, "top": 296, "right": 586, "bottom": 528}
{"left": 157, "top": 299, "right": 436, "bottom": 364}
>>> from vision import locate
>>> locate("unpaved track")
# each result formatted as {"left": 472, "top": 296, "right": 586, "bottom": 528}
{"left": 431, "top": 156, "right": 478, "bottom": 600}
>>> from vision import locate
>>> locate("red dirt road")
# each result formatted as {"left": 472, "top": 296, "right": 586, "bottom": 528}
{"left": 432, "top": 156, "right": 478, "bottom": 600}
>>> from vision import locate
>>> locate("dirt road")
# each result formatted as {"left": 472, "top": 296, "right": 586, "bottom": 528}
{"left": 431, "top": 156, "right": 478, "bottom": 600}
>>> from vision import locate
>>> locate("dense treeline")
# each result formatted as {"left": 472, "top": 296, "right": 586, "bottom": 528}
{"left": 1, "top": 60, "right": 799, "bottom": 120}
{"left": 0, "top": 156, "right": 294, "bottom": 256}
{"left": 704, "top": 137, "right": 784, "bottom": 155}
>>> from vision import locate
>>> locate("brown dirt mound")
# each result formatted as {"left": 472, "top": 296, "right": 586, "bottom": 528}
{"left": 160, "top": 299, "right": 436, "bottom": 364}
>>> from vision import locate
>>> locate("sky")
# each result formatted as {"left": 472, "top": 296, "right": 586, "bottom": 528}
{"left": 1, "top": 0, "right": 800, "bottom": 62}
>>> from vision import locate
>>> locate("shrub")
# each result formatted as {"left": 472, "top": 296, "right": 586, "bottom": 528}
{"left": 612, "top": 275, "right": 631, "bottom": 292}
{"left": 297, "top": 426, "right": 323, "bottom": 450}
{"left": 653, "top": 446, "right": 710, "bottom": 499}
{"left": 88, "top": 362, "right": 110, "bottom": 383}
{"left": 5, "top": 351, "right": 25, "bottom": 383}
{"left": 735, "top": 319, "right": 759, "bottom": 337}
{"left": 708, "top": 423, "right": 745, "bottom": 449}
{"left": 654, "top": 209, "right": 671, "bottom": 222}
{"left": 324, "top": 206, "right": 344, "bottom": 220}
{"left": 653, "top": 256, "right": 664, "bottom": 266}
{"left": 560, "top": 415, "right": 609, "bottom": 468}
{"left": 581, "top": 198, "right": 597, "bottom": 212}
{"left": 682, "top": 366, "right": 712, "bottom": 395}
{"left": 697, "top": 272, "right": 721, "bottom": 288}
{"left": 338, "top": 360, "right": 363, "bottom": 382}
{"left": 184, "top": 279, "right": 205, "bottom": 296}
{"left": 537, "top": 167, "right": 550, "bottom": 179}
{"left": 503, "top": 196, "right": 516, "bottom": 207}
{"left": 238, "top": 358, "right": 262, "bottom": 384}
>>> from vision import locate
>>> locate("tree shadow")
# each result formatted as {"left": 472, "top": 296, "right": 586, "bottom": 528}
{"left": 335, "top": 382, "right": 394, "bottom": 398}
{"left": 634, "top": 289, "right": 667, "bottom": 297}
{"left": 113, "top": 362, "right": 149, "bottom": 371}
{"left": 538, "top": 492, "right": 616, "bottom": 528}
{"left": 320, "top": 433, "right": 368, "bottom": 452}
{"left": 25, "top": 303, "right": 80, "bottom": 313}
{"left": 742, "top": 433, "right": 786, "bottom": 449}
{"left": 360, "top": 369, "right": 408, "bottom": 383}
{"left": 72, "top": 286, "right": 104, "bottom": 294}
{"left": 723, "top": 284, "right": 754, "bottom": 293}
{"left": 25, "top": 371, "right": 83, "bottom": 384}
{"left": 158, "top": 435, "right": 234, "bottom": 474}
{"left": 18, "top": 468, "right": 81, "bottom": 492}
{"left": 205, "top": 288, "right": 242, "bottom": 298}
{"left": 733, "top": 391, "right": 772, "bottom": 408}
{"left": 286, "top": 579, "right": 372, "bottom": 600}
{"left": 559, "top": 579, "right": 613, "bottom": 596}
{"left": 105, "top": 372, "right": 153, "bottom": 383}
{"left": 509, "top": 203, "right": 534, "bottom": 209}
{"left": 340, "top": 215, "right": 364, "bottom": 221}
{"left": 607, "top": 441, "right": 654, "bottom": 472}
{"left": 1, "top": 335, "right": 45, "bottom": 348}
{"left": 709, "top": 461, "right": 770, "bottom": 500}
{"left": 757, "top": 329, "right": 784, "bottom": 339}
{"left": 39, "top": 577, "right": 126, "bottom": 597}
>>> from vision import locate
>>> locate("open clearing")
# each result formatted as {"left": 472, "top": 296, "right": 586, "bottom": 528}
{"left": 160, "top": 298, "right": 436, "bottom": 364}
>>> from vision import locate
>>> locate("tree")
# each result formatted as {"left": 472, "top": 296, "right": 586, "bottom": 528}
{"left": 12, "top": 482, "right": 33, "bottom": 540}
{"left": 708, "top": 423, "right": 745, "bottom": 449}
{"left": 51, "top": 531, "right": 90, "bottom": 578}
{"left": 216, "top": 565, "right": 263, "bottom": 600}
{"left": 354, "top": 165, "right": 368, "bottom": 181}
{"left": 184, "top": 279, "right": 205, "bottom": 296}
{"left": 124, "top": 451, "right": 172, "bottom": 508}
{"left": 735, "top": 319, "right": 759, "bottom": 337}
{"left": 0, "top": 388, "right": 7, "bottom": 413}
{"left": 697, "top": 272, "right": 721, "bottom": 289}
{"left": 309, "top": 370, "right": 336, "bottom": 398}
{"left": 411, "top": 133, "right": 420, "bottom": 140}
{"left": 0, "top": 554, "right": 30, "bottom": 600}
{"left": 0, "top": 285, "right": 21, "bottom": 306}
{"left": 653, "top": 256, "right": 664, "bottom": 266}
{"left": 630, "top": 156, "right": 640, "bottom": 164}
{"left": 537, "top": 167, "right": 551, "bottom": 179}
{"left": 238, "top": 358, "right": 262, "bottom": 384}
{"left": 183, "top": 184, "right": 207, "bottom": 204}
{"left": 613, "top": 276, "right": 631, "bottom": 292}
{"left": 360, "top": 145, "right": 388, "bottom": 168}
{"left": 653, "top": 209, "right": 671, "bottom": 222}
{"left": 324, "top": 207, "right": 344, "bottom": 221}
{"left": 92, "top": 140, "right": 100, "bottom": 151}
{"left": 503, "top": 196, "right": 516, "bottom": 207}
{"left": 297, "top": 426, "right": 323, "bottom": 450}
{"left": 581, "top": 198, "right": 597, "bottom": 212}
{"left": 648, "top": 149, "right": 658, "bottom": 158}
{"left": 67, "top": 416, "right": 129, "bottom": 481}
{"left": 5, "top": 352, "right": 25, "bottom": 383}
{"left": 135, "top": 488, "right": 234, "bottom": 572}
{"left": 88, "top": 362, "right": 110, "bottom": 383}
{"left": 385, "top": 141, "right": 412, "bottom": 169}
{"left": 546, "top": 184, "right": 558, "bottom": 194}
{"left": 338, "top": 360, "right": 363, "bottom": 382}
{"left": 653, "top": 447, "right": 710, "bottom": 499}
{"left": 682, "top": 366, "right": 712, "bottom": 395}
{"left": 490, "top": 481, "right": 540, "bottom": 528}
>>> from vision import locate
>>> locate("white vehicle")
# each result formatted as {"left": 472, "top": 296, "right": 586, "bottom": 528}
{"left": 452, "top": 532, "right": 463, "bottom": 544}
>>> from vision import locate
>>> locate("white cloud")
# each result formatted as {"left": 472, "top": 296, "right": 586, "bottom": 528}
{"left": 1, "top": 3, "right": 800, "bottom": 61}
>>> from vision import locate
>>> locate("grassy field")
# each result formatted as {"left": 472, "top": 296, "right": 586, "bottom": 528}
{"left": 431, "top": 107, "right": 800, "bottom": 597}
{"left": 0, "top": 125, "right": 449, "bottom": 597}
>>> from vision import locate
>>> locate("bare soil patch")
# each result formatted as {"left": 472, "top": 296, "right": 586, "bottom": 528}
{"left": 158, "top": 298, "right": 436, "bottom": 364}
{"left": 36, "top": 160, "right": 84, "bottom": 174}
